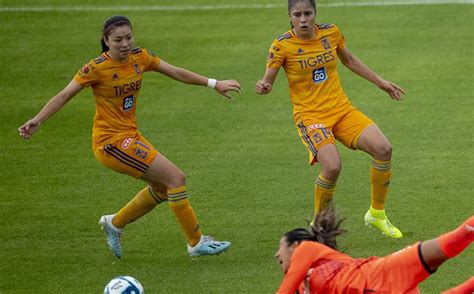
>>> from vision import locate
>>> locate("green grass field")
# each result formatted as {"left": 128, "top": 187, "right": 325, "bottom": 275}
{"left": 1, "top": 0, "right": 473, "bottom": 292}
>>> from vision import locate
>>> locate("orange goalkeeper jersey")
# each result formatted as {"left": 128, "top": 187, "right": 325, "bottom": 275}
{"left": 277, "top": 241, "right": 430, "bottom": 294}
{"left": 277, "top": 241, "right": 372, "bottom": 294}
{"left": 266, "top": 24, "right": 352, "bottom": 124}
{"left": 74, "top": 48, "right": 160, "bottom": 150}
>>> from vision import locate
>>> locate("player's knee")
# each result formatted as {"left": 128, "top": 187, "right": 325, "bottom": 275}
{"left": 324, "top": 162, "right": 342, "bottom": 181}
{"left": 168, "top": 170, "right": 186, "bottom": 188}
{"left": 375, "top": 143, "right": 392, "bottom": 160}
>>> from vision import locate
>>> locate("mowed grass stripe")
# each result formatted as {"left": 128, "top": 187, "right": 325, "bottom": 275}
{"left": 1, "top": 0, "right": 473, "bottom": 12}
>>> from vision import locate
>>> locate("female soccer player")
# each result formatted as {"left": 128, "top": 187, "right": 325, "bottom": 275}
{"left": 256, "top": 0, "right": 405, "bottom": 238}
{"left": 18, "top": 15, "right": 241, "bottom": 258}
{"left": 275, "top": 205, "right": 473, "bottom": 293}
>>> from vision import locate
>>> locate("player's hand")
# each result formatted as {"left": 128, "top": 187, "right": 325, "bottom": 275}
{"left": 215, "top": 80, "right": 241, "bottom": 99}
{"left": 256, "top": 80, "right": 272, "bottom": 95}
{"left": 18, "top": 118, "right": 41, "bottom": 139}
{"left": 378, "top": 80, "right": 405, "bottom": 101}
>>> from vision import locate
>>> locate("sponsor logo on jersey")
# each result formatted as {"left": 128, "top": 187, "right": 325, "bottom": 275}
{"left": 79, "top": 65, "right": 89, "bottom": 76}
{"left": 308, "top": 123, "right": 326, "bottom": 131}
{"left": 134, "top": 148, "right": 148, "bottom": 159}
{"left": 312, "top": 67, "right": 328, "bottom": 83}
{"left": 122, "top": 137, "right": 133, "bottom": 149}
{"left": 267, "top": 51, "right": 275, "bottom": 62}
{"left": 321, "top": 38, "right": 331, "bottom": 50}
{"left": 123, "top": 95, "right": 135, "bottom": 111}
{"left": 79, "top": 63, "right": 95, "bottom": 77}
{"left": 112, "top": 73, "right": 119, "bottom": 80}
{"left": 133, "top": 64, "right": 142, "bottom": 75}
{"left": 297, "top": 48, "right": 304, "bottom": 54}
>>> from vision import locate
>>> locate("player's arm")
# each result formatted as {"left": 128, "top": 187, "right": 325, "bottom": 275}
{"left": 18, "top": 80, "right": 83, "bottom": 139}
{"left": 337, "top": 46, "right": 405, "bottom": 101}
{"left": 155, "top": 59, "right": 241, "bottom": 99}
{"left": 256, "top": 67, "right": 279, "bottom": 95}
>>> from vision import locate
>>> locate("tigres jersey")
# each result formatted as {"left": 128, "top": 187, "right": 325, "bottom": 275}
{"left": 267, "top": 24, "right": 352, "bottom": 123}
{"left": 74, "top": 48, "right": 160, "bottom": 150}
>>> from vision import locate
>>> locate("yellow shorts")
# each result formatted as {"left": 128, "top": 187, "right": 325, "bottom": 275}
{"left": 296, "top": 107, "right": 374, "bottom": 165}
{"left": 93, "top": 133, "right": 158, "bottom": 179}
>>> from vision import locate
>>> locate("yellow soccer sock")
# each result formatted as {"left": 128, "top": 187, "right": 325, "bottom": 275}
{"left": 168, "top": 186, "right": 202, "bottom": 247}
{"left": 112, "top": 186, "right": 166, "bottom": 229}
{"left": 370, "top": 159, "right": 392, "bottom": 210}
{"left": 314, "top": 174, "right": 336, "bottom": 215}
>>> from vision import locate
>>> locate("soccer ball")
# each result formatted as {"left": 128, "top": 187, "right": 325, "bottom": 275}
{"left": 104, "top": 276, "right": 144, "bottom": 294}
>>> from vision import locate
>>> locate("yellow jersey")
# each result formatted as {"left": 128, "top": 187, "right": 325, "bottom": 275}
{"left": 266, "top": 24, "right": 352, "bottom": 124}
{"left": 74, "top": 48, "right": 160, "bottom": 150}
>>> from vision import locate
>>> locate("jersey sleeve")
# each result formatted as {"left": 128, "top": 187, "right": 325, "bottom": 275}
{"left": 73, "top": 61, "right": 99, "bottom": 87}
{"left": 266, "top": 39, "right": 285, "bottom": 69}
{"left": 334, "top": 25, "right": 346, "bottom": 49}
{"left": 141, "top": 48, "right": 161, "bottom": 72}
{"left": 277, "top": 242, "right": 333, "bottom": 294}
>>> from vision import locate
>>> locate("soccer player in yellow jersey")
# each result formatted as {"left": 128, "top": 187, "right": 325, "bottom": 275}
{"left": 256, "top": 0, "right": 406, "bottom": 238}
{"left": 19, "top": 15, "right": 241, "bottom": 258}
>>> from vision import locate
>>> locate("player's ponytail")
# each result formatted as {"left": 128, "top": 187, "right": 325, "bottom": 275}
{"left": 283, "top": 204, "right": 346, "bottom": 250}
{"left": 100, "top": 15, "right": 132, "bottom": 53}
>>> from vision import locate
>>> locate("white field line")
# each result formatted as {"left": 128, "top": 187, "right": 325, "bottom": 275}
{"left": 0, "top": 0, "right": 473, "bottom": 12}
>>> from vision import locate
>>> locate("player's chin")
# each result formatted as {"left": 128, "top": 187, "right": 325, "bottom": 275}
{"left": 119, "top": 50, "right": 131, "bottom": 57}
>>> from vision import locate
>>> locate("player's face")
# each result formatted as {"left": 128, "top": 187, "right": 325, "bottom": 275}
{"left": 289, "top": 1, "right": 316, "bottom": 39}
{"left": 104, "top": 25, "right": 134, "bottom": 61}
{"left": 275, "top": 237, "right": 297, "bottom": 273}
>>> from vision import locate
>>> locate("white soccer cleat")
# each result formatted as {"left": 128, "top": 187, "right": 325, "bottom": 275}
{"left": 187, "top": 235, "right": 231, "bottom": 257}
{"left": 99, "top": 214, "right": 124, "bottom": 258}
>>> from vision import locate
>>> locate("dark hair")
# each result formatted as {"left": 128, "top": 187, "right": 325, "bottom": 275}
{"left": 100, "top": 15, "right": 132, "bottom": 52}
{"left": 283, "top": 204, "right": 346, "bottom": 250}
{"left": 288, "top": 0, "right": 316, "bottom": 12}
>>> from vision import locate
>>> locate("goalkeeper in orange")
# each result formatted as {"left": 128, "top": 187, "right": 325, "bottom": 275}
{"left": 275, "top": 205, "right": 473, "bottom": 293}
{"left": 256, "top": 0, "right": 406, "bottom": 238}
{"left": 18, "top": 15, "right": 241, "bottom": 258}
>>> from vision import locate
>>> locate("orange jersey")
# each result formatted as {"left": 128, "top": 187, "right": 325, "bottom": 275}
{"left": 277, "top": 241, "right": 430, "bottom": 294}
{"left": 277, "top": 241, "right": 369, "bottom": 294}
{"left": 73, "top": 48, "right": 160, "bottom": 150}
{"left": 266, "top": 24, "right": 352, "bottom": 124}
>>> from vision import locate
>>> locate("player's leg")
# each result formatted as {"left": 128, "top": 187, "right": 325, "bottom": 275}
{"left": 366, "top": 242, "right": 431, "bottom": 292}
{"left": 419, "top": 216, "right": 474, "bottom": 271}
{"left": 95, "top": 135, "right": 164, "bottom": 257}
{"left": 142, "top": 152, "right": 200, "bottom": 245}
{"left": 356, "top": 124, "right": 402, "bottom": 238}
{"left": 366, "top": 217, "right": 473, "bottom": 292}
{"left": 112, "top": 182, "right": 168, "bottom": 229}
{"left": 142, "top": 152, "right": 230, "bottom": 256}
{"left": 296, "top": 121, "right": 339, "bottom": 215}
{"left": 315, "top": 143, "right": 340, "bottom": 214}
